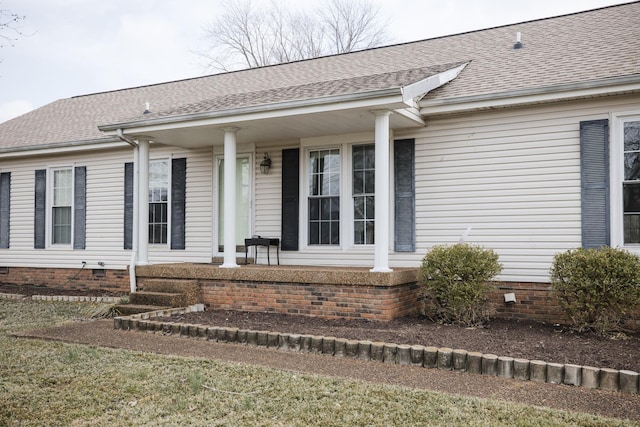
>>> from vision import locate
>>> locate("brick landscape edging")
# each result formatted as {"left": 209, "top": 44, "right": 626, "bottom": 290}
{"left": 0, "top": 293, "right": 126, "bottom": 304}
{"left": 114, "top": 306, "right": 639, "bottom": 394}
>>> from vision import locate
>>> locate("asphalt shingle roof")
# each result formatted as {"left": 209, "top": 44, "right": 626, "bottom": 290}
{"left": 1, "top": 2, "right": 638, "bottom": 151}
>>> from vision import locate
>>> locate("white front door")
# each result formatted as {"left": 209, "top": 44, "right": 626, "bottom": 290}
{"left": 216, "top": 155, "right": 252, "bottom": 253}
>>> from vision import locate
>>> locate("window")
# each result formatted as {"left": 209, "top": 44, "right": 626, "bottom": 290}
{"left": 353, "top": 144, "right": 375, "bottom": 245}
{"left": 124, "top": 158, "right": 186, "bottom": 250}
{"left": 623, "top": 120, "right": 640, "bottom": 244}
{"left": 308, "top": 149, "right": 340, "bottom": 245}
{"left": 52, "top": 168, "right": 73, "bottom": 244}
{"left": 149, "top": 160, "right": 169, "bottom": 244}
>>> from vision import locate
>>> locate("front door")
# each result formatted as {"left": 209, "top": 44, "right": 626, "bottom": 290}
{"left": 216, "top": 155, "right": 252, "bottom": 253}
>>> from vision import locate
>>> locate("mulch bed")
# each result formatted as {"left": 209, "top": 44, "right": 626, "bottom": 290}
{"left": 2, "top": 283, "right": 638, "bottom": 372}
{"left": 155, "top": 309, "right": 640, "bottom": 373}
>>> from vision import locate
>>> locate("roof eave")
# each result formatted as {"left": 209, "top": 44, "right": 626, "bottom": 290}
{"left": 0, "top": 137, "right": 125, "bottom": 158}
{"left": 420, "top": 74, "right": 640, "bottom": 115}
{"left": 99, "top": 88, "right": 406, "bottom": 133}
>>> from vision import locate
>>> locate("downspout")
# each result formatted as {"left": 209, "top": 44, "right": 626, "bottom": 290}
{"left": 116, "top": 129, "right": 139, "bottom": 293}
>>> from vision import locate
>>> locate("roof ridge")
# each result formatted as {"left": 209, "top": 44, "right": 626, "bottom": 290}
{"left": 70, "top": 1, "right": 639, "bottom": 101}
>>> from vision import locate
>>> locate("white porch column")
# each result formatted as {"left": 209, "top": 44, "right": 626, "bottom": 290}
{"left": 371, "top": 110, "right": 393, "bottom": 273}
{"left": 137, "top": 138, "right": 150, "bottom": 265}
{"left": 221, "top": 127, "right": 240, "bottom": 268}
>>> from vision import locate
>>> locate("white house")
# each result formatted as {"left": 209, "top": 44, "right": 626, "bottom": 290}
{"left": 0, "top": 2, "right": 639, "bottom": 320}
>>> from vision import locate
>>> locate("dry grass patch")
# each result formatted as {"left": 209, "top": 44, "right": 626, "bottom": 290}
{"left": 0, "top": 300, "right": 635, "bottom": 426}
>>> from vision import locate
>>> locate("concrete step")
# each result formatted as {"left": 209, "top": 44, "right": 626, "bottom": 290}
{"left": 130, "top": 291, "right": 185, "bottom": 307}
{"left": 136, "top": 279, "right": 200, "bottom": 306}
{"left": 138, "top": 279, "right": 197, "bottom": 293}
{"left": 115, "top": 304, "right": 170, "bottom": 316}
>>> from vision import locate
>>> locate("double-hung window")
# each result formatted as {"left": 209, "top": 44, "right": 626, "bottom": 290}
{"left": 308, "top": 149, "right": 340, "bottom": 245}
{"left": 149, "top": 159, "right": 169, "bottom": 244}
{"left": 52, "top": 168, "right": 73, "bottom": 245}
{"left": 353, "top": 144, "right": 375, "bottom": 245}
{"left": 623, "top": 120, "right": 640, "bottom": 244}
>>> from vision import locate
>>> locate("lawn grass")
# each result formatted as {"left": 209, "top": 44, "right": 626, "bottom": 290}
{"left": 0, "top": 299, "right": 635, "bottom": 426}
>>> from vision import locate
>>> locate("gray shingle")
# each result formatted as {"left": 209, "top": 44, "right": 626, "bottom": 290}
{"left": 1, "top": 2, "right": 638, "bottom": 151}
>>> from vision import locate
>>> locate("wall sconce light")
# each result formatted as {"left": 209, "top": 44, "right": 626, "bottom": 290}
{"left": 260, "top": 153, "right": 272, "bottom": 174}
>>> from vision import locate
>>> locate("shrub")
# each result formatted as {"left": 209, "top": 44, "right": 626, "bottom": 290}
{"left": 420, "top": 243, "right": 502, "bottom": 327}
{"left": 550, "top": 247, "right": 640, "bottom": 335}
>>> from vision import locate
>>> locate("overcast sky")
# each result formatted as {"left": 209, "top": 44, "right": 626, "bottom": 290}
{"left": 0, "top": 0, "right": 632, "bottom": 123}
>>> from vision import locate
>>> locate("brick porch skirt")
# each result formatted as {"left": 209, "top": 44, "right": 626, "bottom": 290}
{"left": 2, "top": 263, "right": 638, "bottom": 327}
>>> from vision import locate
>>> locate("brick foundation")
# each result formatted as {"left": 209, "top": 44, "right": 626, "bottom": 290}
{"left": 489, "top": 282, "right": 567, "bottom": 324}
{"left": 0, "top": 266, "right": 129, "bottom": 294}
{"left": 199, "top": 279, "right": 422, "bottom": 320}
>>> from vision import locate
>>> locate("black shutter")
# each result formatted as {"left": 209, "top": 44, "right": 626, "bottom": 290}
{"left": 0, "top": 172, "right": 10, "bottom": 249}
{"left": 580, "top": 120, "right": 610, "bottom": 248}
{"left": 34, "top": 169, "right": 46, "bottom": 249}
{"left": 73, "top": 166, "right": 86, "bottom": 250}
{"left": 394, "top": 139, "right": 415, "bottom": 252}
{"left": 281, "top": 148, "right": 299, "bottom": 250}
{"left": 171, "top": 158, "right": 186, "bottom": 250}
{"left": 124, "top": 162, "right": 134, "bottom": 250}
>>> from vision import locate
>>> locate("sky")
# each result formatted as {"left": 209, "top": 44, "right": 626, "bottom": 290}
{"left": 0, "top": 0, "right": 633, "bottom": 123}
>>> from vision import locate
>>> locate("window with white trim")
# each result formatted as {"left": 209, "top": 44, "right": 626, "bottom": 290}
{"left": 51, "top": 168, "right": 73, "bottom": 245}
{"left": 308, "top": 148, "right": 340, "bottom": 245}
{"left": 623, "top": 120, "right": 640, "bottom": 244}
{"left": 149, "top": 159, "right": 169, "bottom": 244}
{"left": 352, "top": 144, "right": 375, "bottom": 245}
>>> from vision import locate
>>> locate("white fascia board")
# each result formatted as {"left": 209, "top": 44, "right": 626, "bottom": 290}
{"left": 393, "top": 107, "right": 426, "bottom": 126}
{"left": 420, "top": 75, "right": 640, "bottom": 115}
{"left": 401, "top": 63, "right": 468, "bottom": 104}
{"left": 100, "top": 89, "right": 406, "bottom": 135}
{"left": 0, "top": 138, "right": 126, "bottom": 159}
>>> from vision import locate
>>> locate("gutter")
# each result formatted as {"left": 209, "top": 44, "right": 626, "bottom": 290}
{"left": 116, "top": 128, "right": 138, "bottom": 147}
{"left": 420, "top": 74, "right": 640, "bottom": 115}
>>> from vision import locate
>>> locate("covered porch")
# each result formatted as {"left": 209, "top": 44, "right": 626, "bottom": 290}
{"left": 98, "top": 63, "right": 466, "bottom": 287}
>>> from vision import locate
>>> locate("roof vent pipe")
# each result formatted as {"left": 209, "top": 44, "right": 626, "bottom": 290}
{"left": 143, "top": 102, "right": 151, "bottom": 114}
{"left": 513, "top": 32, "right": 523, "bottom": 49}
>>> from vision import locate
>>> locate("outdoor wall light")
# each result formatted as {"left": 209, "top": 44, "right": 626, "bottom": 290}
{"left": 260, "top": 153, "right": 272, "bottom": 174}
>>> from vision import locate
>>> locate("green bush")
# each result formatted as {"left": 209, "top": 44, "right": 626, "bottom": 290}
{"left": 420, "top": 243, "right": 502, "bottom": 327}
{"left": 550, "top": 247, "right": 640, "bottom": 335}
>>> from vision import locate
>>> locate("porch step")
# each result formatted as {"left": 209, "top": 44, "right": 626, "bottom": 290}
{"left": 115, "top": 304, "right": 171, "bottom": 316}
{"left": 129, "top": 291, "right": 185, "bottom": 307}
{"left": 137, "top": 278, "right": 200, "bottom": 306}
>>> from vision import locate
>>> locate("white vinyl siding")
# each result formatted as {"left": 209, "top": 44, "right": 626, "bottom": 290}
{"left": 252, "top": 95, "right": 639, "bottom": 282}
{"left": 407, "top": 95, "right": 639, "bottom": 282}
{"left": 0, "top": 146, "right": 213, "bottom": 269}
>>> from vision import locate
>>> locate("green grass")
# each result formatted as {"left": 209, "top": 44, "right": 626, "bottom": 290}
{"left": 0, "top": 299, "right": 635, "bottom": 426}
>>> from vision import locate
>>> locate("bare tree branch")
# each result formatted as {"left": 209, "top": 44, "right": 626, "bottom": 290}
{"left": 0, "top": 5, "right": 25, "bottom": 48}
{"left": 198, "top": 0, "right": 390, "bottom": 72}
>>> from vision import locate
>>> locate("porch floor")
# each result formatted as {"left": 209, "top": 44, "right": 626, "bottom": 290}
{"left": 134, "top": 263, "right": 420, "bottom": 287}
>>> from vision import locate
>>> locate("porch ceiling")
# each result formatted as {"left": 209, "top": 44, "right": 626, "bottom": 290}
{"left": 119, "top": 104, "right": 425, "bottom": 148}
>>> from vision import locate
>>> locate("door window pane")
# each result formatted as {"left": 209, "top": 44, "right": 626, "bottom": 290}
{"left": 218, "top": 157, "right": 251, "bottom": 250}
